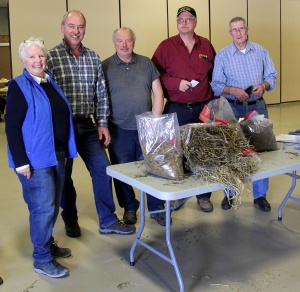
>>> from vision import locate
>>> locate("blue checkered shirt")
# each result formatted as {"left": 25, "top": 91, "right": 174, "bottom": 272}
{"left": 47, "top": 41, "right": 109, "bottom": 127}
{"left": 211, "top": 41, "right": 277, "bottom": 102}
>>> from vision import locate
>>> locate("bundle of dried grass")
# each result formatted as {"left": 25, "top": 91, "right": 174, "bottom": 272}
{"left": 181, "top": 123, "right": 261, "bottom": 208}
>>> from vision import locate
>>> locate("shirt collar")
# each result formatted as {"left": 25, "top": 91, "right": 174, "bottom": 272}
{"left": 30, "top": 72, "right": 50, "bottom": 84}
{"left": 230, "top": 41, "right": 254, "bottom": 55}
{"left": 113, "top": 52, "right": 137, "bottom": 65}
{"left": 62, "top": 40, "right": 85, "bottom": 56}
{"left": 176, "top": 33, "right": 199, "bottom": 46}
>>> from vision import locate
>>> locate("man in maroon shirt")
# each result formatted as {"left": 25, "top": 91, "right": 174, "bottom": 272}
{"left": 152, "top": 6, "right": 216, "bottom": 212}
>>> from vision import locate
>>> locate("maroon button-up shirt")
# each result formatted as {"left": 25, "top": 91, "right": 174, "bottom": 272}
{"left": 152, "top": 34, "right": 216, "bottom": 103}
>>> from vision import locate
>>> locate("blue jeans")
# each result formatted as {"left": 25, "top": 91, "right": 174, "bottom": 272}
{"left": 17, "top": 150, "right": 65, "bottom": 263}
{"left": 60, "top": 118, "right": 118, "bottom": 228}
{"left": 224, "top": 98, "right": 269, "bottom": 198}
{"left": 108, "top": 122, "right": 165, "bottom": 211}
{"left": 229, "top": 98, "right": 269, "bottom": 120}
{"left": 163, "top": 101, "right": 212, "bottom": 200}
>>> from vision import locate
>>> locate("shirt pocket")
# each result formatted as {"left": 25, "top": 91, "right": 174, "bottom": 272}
{"left": 192, "top": 57, "right": 213, "bottom": 78}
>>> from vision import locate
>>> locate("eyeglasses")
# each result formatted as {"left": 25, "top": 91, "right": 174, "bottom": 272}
{"left": 230, "top": 27, "right": 246, "bottom": 34}
{"left": 176, "top": 18, "right": 196, "bottom": 24}
{"left": 23, "top": 38, "right": 44, "bottom": 44}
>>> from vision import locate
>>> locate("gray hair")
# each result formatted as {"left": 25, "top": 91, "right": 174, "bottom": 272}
{"left": 61, "top": 10, "right": 86, "bottom": 26}
{"left": 112, "top": 27, "right": 136, "bottom": 43}
{"left": 229, "top": 16, "right": 247, "bottom": 28}
{"left": 18, "top": 37, "right": 47, "bottom": 62}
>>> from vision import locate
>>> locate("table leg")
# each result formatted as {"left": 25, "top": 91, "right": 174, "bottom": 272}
{"left": 165, "top": 200, "right": 184, "bottom": 292}
{"left": 278, "top": 171, "right": 300, "bottom": 220}
{"left": 129, "top": 191, "right": 184, "bottom": 291}
{"left": 130, "top": 190, "right": 145, "bottom": 266}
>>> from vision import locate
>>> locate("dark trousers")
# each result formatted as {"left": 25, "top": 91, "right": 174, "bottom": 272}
{"left": 163, "top": 100, "right": 212, "bottom": 200}
{"left": 108, "top": 122, "right": 165, "bottom": 211}
{"left": 60, "top": 118, "right": 118, "bottom": 228}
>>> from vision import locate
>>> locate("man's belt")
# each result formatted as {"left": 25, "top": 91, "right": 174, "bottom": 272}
{"left": 168, "top": 100, "right": 210, "bottom": 107}
{"left": 73, "top": 114, "right": 91, "bottom": 121}
{"left": 227, "top": 97, "right": 263, "bottom": 106}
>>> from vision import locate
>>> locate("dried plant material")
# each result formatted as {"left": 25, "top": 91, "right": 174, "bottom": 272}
{"left": 240, "top": 118, "right": 278, "bottom": 152}
{"left": 136, "top": 112, "right": 184, "bottom": 180}
{"left": 181, "top": 123, "right": 261, "bottom": 208}
{"left": 141, "top": 140, "right": 184, "bottom": 180}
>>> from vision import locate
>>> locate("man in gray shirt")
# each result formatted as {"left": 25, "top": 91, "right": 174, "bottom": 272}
{"left": 102, "top": 27, "right": 168, "bottom": 226}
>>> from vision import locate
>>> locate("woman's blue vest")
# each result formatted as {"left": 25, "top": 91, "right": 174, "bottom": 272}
{"left": 7, "top": 69, "right": 77, "bottom": 169}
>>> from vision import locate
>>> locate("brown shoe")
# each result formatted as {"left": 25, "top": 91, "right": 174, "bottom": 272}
{"left": 150, "top": 205, "right": 172, "bottom": 226}
{"left": 197, "top": 198, "right": 213, "bottom": 212}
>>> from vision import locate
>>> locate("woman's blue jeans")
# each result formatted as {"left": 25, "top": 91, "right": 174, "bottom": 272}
{"left": 17, "top": 150, "right": 65, "bottom": 264}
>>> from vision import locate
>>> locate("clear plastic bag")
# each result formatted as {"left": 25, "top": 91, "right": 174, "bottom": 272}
{"left": 199, "top": 96, "right": 237, "bottom": 124}
{"left": 240, "top": 110, "right": 278, "bottom": 152}
{"left": 136, "top": 112, "right": 184, "bottom": 180}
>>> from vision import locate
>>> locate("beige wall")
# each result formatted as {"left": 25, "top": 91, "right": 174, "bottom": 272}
{"left": 68, "top": 0, "right": 119, "bottom": 61}
{"left": 211, "top": 0, "right": 247, "bottom": 52}
{"left": 281, "top": 0, "right": 300, "bottom": 102}
{"left": 7, "top": 0, "right": 299, "bottom": 104}
{"left": 9, "top": 0, "right": 66, "bottom": 76}
{"left": 120, "top": 0, "right": 168, "bottom": 59}
{"left": 249, "top": 0, "right": 280, "bottom": 104}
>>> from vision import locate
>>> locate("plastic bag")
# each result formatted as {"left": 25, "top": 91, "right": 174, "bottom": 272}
{"left": 240, "top": 110, "right": 278, "bottom": 152}
{"left": 199, "top": 96, "right": 237, "bottom": 124}
{"left": 198, "top": 96, "right": 244, "bottom": 139}
{"left": 136, "top": 112, "right": 184, "bottom": 180}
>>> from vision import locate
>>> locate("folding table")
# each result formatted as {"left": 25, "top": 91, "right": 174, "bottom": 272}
{"left": 107, "top": 146, "right": 300, "bottom": 292}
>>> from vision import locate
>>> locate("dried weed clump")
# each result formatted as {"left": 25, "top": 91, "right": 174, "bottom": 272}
{"left": 181, "top": 123, "right": 261, "bottom": 208}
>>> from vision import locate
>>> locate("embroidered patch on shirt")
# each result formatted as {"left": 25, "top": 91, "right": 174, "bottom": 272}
{"left": 199, "top": 54, "right": 208, "bottom": 59}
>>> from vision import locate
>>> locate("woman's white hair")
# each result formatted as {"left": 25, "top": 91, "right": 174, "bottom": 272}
{"left": 18, "top": 37, "right": 47, "bottom": 62}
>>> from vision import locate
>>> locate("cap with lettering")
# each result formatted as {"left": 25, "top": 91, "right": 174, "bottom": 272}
{"left": 177, "top": 6, "right": 197, "bottom": 18}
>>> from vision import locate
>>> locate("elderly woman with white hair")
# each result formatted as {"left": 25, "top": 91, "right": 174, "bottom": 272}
{"left": 5, "top": 37, "right": 77, "bottom": 278}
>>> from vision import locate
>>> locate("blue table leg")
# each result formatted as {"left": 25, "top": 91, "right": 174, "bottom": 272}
{"left": 130, "top": 190, "right": 145, "bottom": 265}
{"left": 165, "top": 200, "right": 184, "bottom": 292}
{"left": 278, "top": 171, "right": 300, "bottom": 220}
{"left": 129, "top": 191, "right": 184, "bottom": 291}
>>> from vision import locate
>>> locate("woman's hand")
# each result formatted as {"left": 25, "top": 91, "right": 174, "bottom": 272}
{"left": 17, "top": 166, "right": 31, "bottom": 179}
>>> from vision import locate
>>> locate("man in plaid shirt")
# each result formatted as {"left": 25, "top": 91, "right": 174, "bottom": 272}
{"left": 47, "top": 10, "right": 135, "bottom": 237}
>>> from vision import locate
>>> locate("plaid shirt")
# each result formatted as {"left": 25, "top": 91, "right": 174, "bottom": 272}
{"left": 47, "top": 41, "right": 109, "bottom": 127}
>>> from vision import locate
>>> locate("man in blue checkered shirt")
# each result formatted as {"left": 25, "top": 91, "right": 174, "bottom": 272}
{"left": 47, "top": 10, "right": 135, "bottom": 237}
{"left": 211, "top": 16, "right": 277, "bottom": 212}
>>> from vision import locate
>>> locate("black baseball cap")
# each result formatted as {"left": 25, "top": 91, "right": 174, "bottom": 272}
{"left": 177, "top": 6, "right": 197, "bottom": 18}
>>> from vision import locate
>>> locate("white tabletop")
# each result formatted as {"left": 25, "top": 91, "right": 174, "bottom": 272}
{"left": 107, "top": 145, "right": 300, "bottom": 201}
